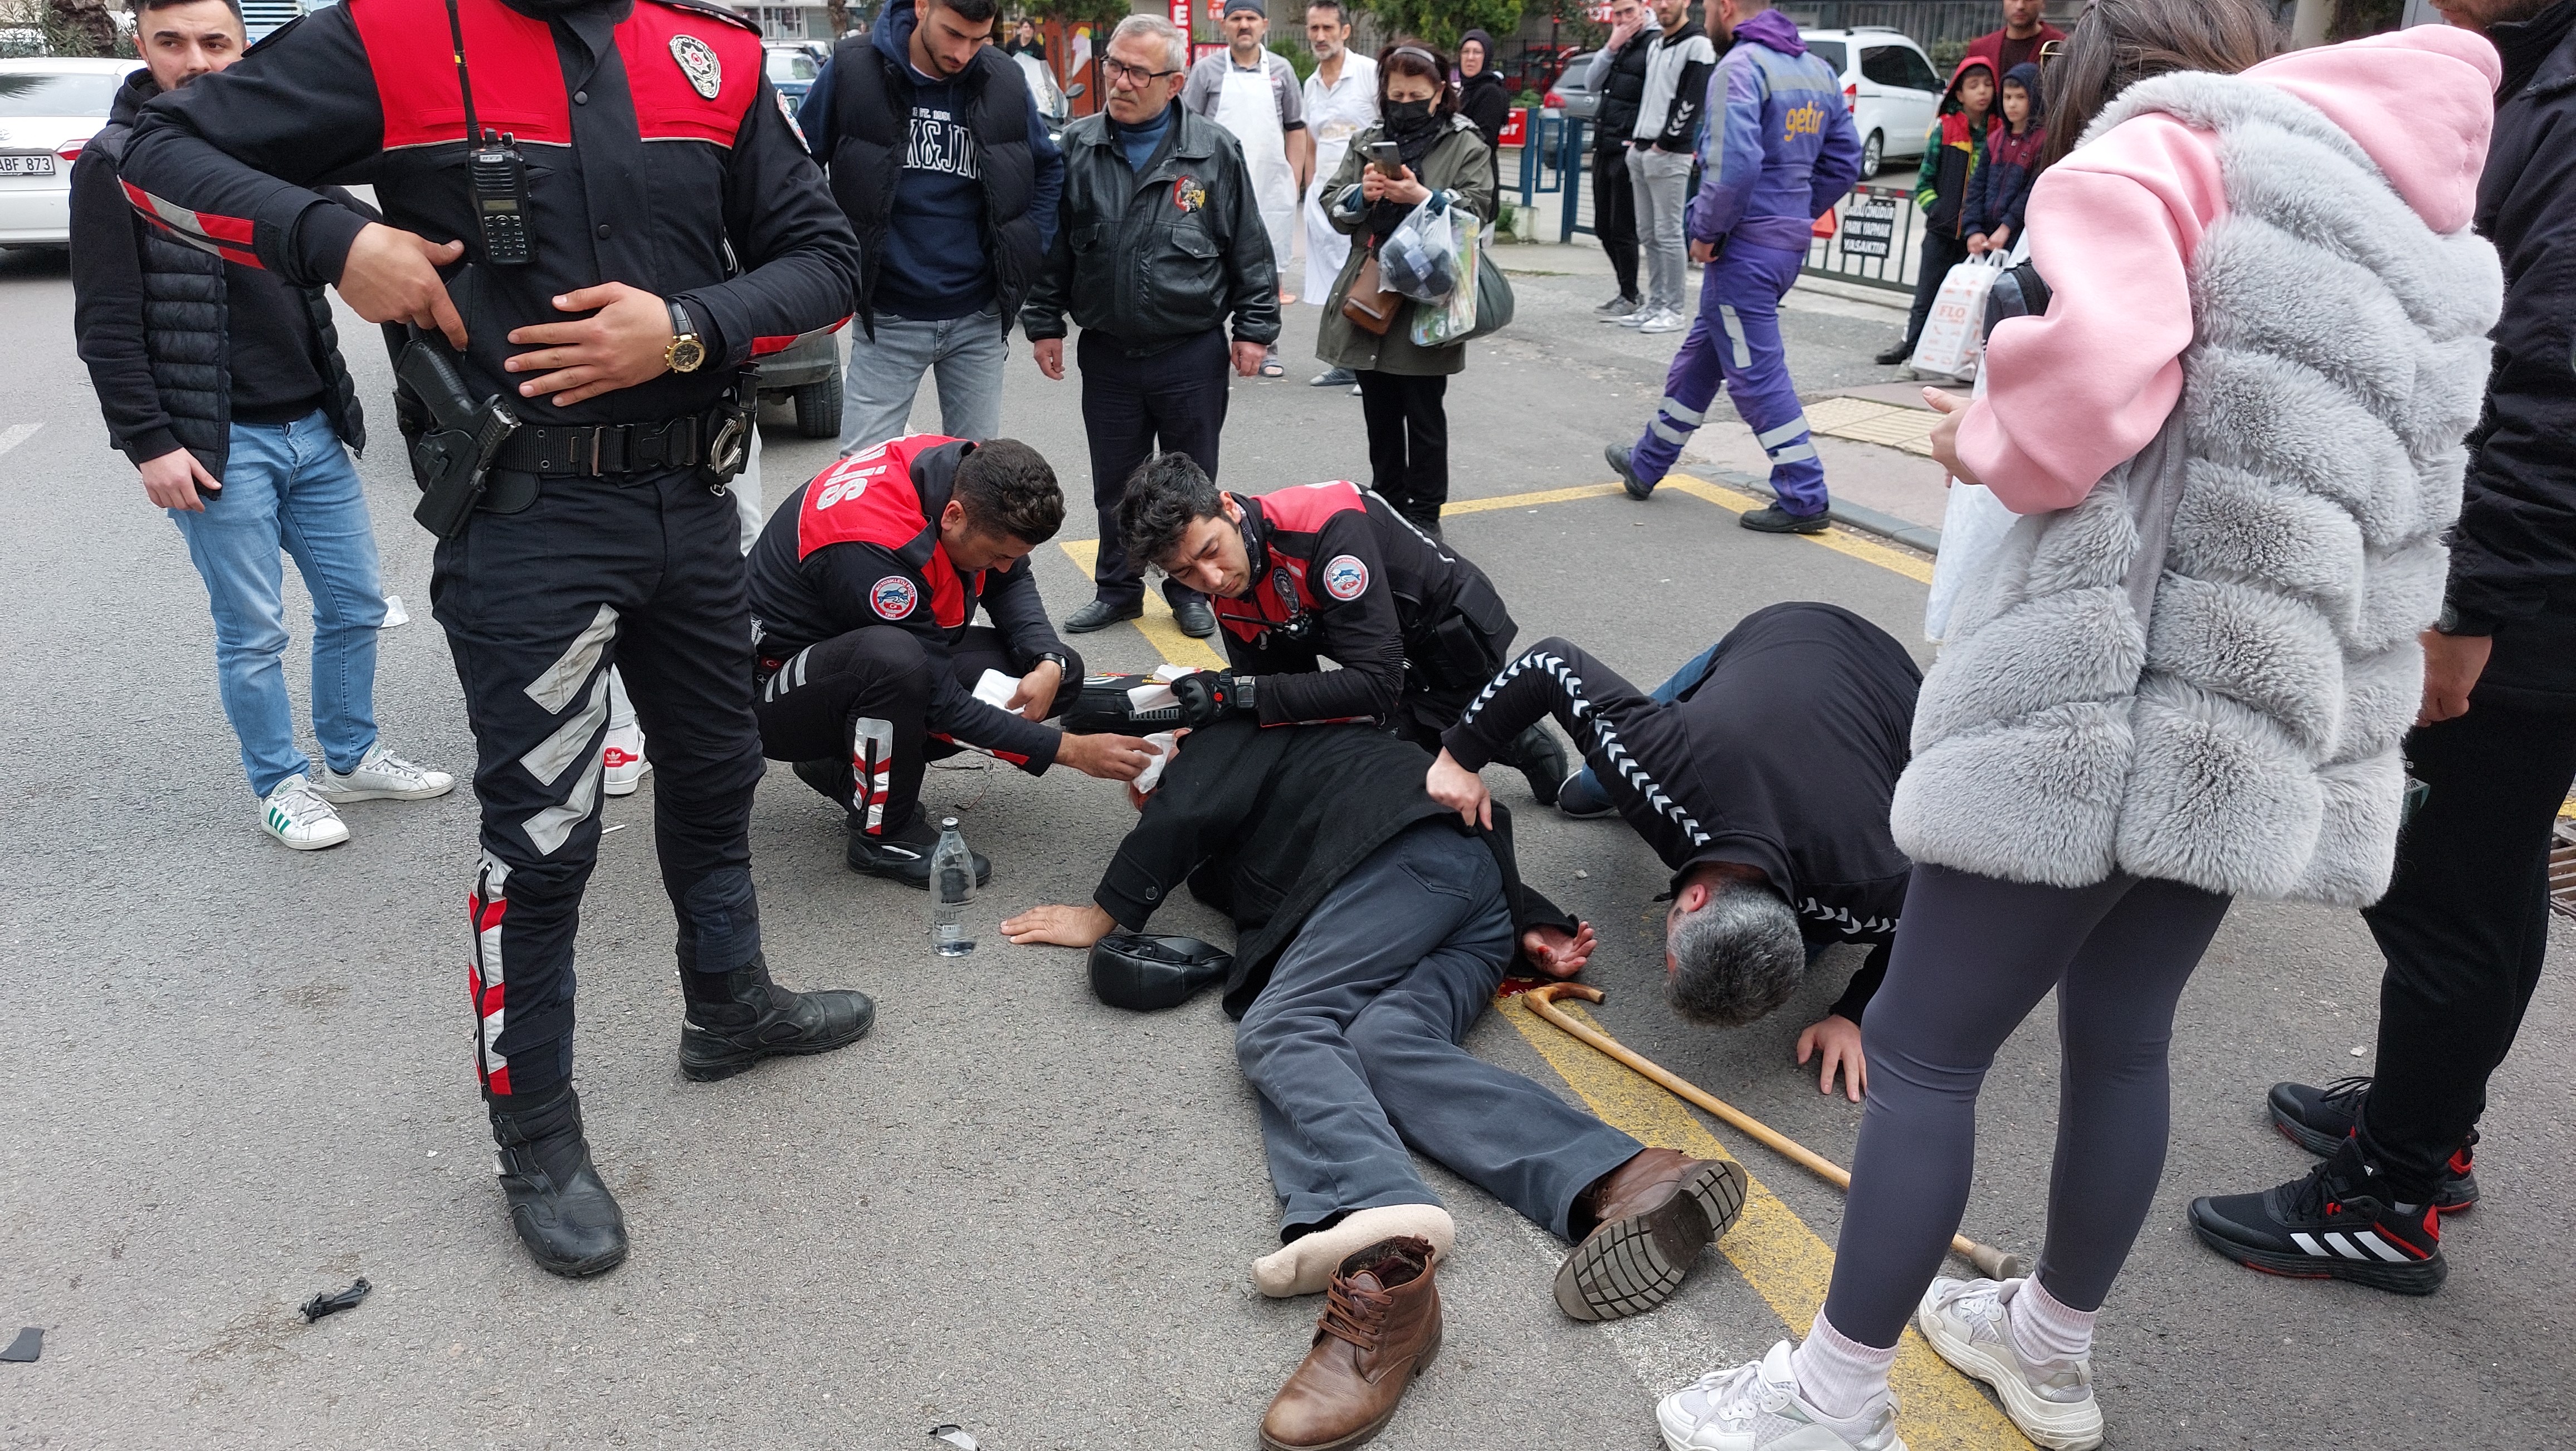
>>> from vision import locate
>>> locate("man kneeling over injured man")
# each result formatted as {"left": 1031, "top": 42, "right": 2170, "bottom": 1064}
{"left": 1429, "top": 603, "right": 1920, "bottom": 1099}
{"left": 1001, "top": 718, "right": 1746, "bottom": 1451}
{"left": 747, "top": 435, "right": 1161, "bottom": 885}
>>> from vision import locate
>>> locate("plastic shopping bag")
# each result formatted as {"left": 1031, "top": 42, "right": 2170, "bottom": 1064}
{"left": 1907, "top": 253, "right": 2005, "bottom": 381}
{"left": 1924, "top": 480, "right": 2018, "bottom": 643}
{"left": 1408, "top": 211, "right": 1482, "bottom": 348}
{"left": 1381, "top": 194, "right": 1462, "bottom": 304}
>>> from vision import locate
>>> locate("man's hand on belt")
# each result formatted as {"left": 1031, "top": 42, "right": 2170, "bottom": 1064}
{"left": 505, "top": 282, "right": 681, "bottom": 407}
{"left": 336, "top": 222, "right": 467, "bottom": 347}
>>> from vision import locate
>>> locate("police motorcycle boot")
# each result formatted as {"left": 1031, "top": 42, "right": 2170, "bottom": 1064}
{"left": 1607, "top": 441, "right": 1656, "bottom": 500}
{"left": 1557, "top": 1147, "right": 1748, "bottom": 1321}
{"left": 1740, "top": 504, "right": 1832, "bottom": 535}
{"left": 1063, "top": 597, "right": 1145, "bottom": 634}
{"left": 487, "top": 1083, "right": 629, "bottom": 1279}
{"left": 678, "top": 949, "right": 877, "bottom": 1083}
{"left": 1504, "top": 722, "right": 1568, "bottom": 807}
{"left": 316, "top": 743, "right": 457, "bottom": 803}
{"left": 1258, "top": 1236, "right": 1442, "bottom": 1451}
{"left": 2268, "top": 1075, "right": 2478, "bottom": 1212}
{"left": 1916, "top": 1278, "right": 2102, "bottom": 1451}
{"left": 1657, "top": 1341, "right": 1906, "bottom": 1451}
{"left": 847, "top": 810, "right": 992, "bottom": 890}
{"left": 2187, "top": 1137, "right": 2445, "bottom": 1296}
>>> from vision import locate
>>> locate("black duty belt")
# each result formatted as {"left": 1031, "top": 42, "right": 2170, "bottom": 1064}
{"left": 494, "top": 413, "right": 711, "bottom": 478}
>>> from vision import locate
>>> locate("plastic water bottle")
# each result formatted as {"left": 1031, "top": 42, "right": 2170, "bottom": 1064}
{"left": 928, "top": 816, "right": 975, "bottom": 956}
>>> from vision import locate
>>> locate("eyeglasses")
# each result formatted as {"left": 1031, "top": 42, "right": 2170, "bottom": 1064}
{"left": 1102, "top": 57, "right": 1180, "bottom": 84}
{"left": 2037, "top": 39, "right": 2065, "bottom": 59}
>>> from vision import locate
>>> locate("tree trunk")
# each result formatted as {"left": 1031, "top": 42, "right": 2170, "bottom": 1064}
{"left": 826, "top": 0, "right": 848, "bottom": 37}
{"left": 47, "top": 0, "right": 121, "bottom": 57}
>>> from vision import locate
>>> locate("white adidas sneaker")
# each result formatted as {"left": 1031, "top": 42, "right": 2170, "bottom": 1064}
{"left": 602, "top": 724, "right": 650, "bottom": 797}
{"left": 260, "top": 776, "right": 350, "bottom": 851}
{"left": 1658, "top": 1342, "right": 1906, "bottom": 1451}
{"left": 318, "top": 744, "right": 456, "bottom": 803}
{"left": 1916, "top": 1278, "right": 2103, "bottom": 1450}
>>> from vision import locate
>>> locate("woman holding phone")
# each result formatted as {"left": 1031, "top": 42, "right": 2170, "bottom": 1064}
{"left": 1311, "top": 39, "right": 1496, "bottom": 534}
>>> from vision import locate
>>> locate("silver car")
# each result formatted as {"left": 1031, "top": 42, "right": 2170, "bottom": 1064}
{"left": 0, "top": 57, "right": 145, "bottom": 248}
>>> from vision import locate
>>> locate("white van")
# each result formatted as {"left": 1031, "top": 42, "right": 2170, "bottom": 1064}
{"left": 1798, "top": 26, "right": 1945, "bottom": 179}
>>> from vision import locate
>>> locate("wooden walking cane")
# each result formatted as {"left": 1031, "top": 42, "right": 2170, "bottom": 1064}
{"left": 1524, "top": 982, "right": 2031, "bottom": 1281}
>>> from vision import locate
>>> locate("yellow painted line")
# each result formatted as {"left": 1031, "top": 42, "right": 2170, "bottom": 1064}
{"left": 1662, "top": 474, "right": 1937, "bottom": 585}
{"left": 1496, "top": 993, "right": 2029, "bottom": 1450}
{"left": 1443, "top": 481, "right": 1629, "bottom": 516}
{"left": 1055, "top": 538, "right": 1228, "bottom": 670}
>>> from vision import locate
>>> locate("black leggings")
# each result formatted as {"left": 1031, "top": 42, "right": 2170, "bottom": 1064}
{"left": 1357, "top": 370, "right": 1450, "bottom": 529}
{"left": 1822, "top": 864, "right": 2232, "bottom": 1347}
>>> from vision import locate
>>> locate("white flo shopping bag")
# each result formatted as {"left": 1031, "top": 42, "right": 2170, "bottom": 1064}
{"left": 1907, "top": 253, "right": 2007, "bottom": 381}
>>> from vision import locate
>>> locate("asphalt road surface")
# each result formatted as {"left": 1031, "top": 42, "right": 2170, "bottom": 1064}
{"left": 2, "top": 240, "right": 2569, "bottom": 1451}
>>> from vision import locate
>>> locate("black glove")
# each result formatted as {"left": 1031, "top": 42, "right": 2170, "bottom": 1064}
{"left": 1170, "top": 670, "right": 1253, "bottom": 726}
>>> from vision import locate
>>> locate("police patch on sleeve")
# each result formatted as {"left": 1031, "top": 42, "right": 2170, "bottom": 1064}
{"left": 670, "top": 34, "right": 723, "bottom": 100}
{"left": 1321, "top": 554, "right": 1370, "bottom": 601}
{"left": 870, "top": 576, "right": 919, "bottom": 620}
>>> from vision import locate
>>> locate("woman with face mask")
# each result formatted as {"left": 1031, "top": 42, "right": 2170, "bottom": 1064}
{"left": 1310, "top": 40, "right": 1496, "bottom": 534}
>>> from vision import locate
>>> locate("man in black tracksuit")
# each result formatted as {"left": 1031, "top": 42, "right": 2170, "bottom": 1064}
{"left": 1429, "top": 604, "right": 1921, "bottom": 1094}
{"left": 1114, "top": 458, "right": 1567, "bottom": 801}
{"left": 1022, "top": 16, "right": 1280, "bottom": 639}
{"left": 2191, "top": 0, "right": 2576, "bottom": 1294}
{"left": 116, "top": 0, "right": 866, "bottom": 1278}
{"left": 745, "top": 434, "right": 1157, "bottom": 884}
{"left": 1582, "top": 0, "right": 1657, "bottom": 316}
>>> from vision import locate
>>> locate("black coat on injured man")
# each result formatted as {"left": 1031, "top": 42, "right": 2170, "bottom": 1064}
{"left": 116, "top": 0, "right": 868, "bottom": 1279}
{"left": 1438, "top": 602, "right": 1920, "bottom": 1034}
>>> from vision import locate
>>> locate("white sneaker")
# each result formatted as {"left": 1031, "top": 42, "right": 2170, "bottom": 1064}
{"left": 1658, "top": 1342, "right": 1905, "bottom": 1451}
{"left": 1917, "top": 1279, "right": 2103, "bottom": 1450}
{"left": 602, "top": 724, "right": 650, "bottom": 797}
{"left": 260, "top": 776, "right": 350, "bottom": 851}
{"left": 318, "top": 744, "right": 456, "bottom": 803}
{"left": 1617, "top": 306, "right": 1656, "bottom": 328}
{"left": 1640, "top": 307, "right": 1687, "bottom": 334}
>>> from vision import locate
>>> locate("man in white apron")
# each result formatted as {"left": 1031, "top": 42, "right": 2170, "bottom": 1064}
{"left": 1298, "top": 0, "right": 1375, "bottom": 387}
{"left": 1182, "top": 0, "right": 1307, "bottom": 374}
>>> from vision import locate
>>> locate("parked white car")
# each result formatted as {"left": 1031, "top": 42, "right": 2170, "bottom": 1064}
{"left": 0, "top": 57, "right": 146, "bottom": 248}
{"left": 1799, "top": 27, "right": 1944, "bottom": 179}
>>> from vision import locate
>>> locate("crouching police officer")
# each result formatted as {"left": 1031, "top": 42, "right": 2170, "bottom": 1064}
{"left": 746, "top": 434, "right": 1162, "bottom": 884}
{"left": 120, "top": 0, "right": 869, "bottom": 1278}
{"left": 1116, "top": 457, "right": 1567, "bottom": 798}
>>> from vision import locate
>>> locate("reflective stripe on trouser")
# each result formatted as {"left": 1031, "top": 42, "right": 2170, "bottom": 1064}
{"left": 1626, "top": 241, "right": 1827, "bottom": 515}
{"left": 432, "top": 470, "right": 765, "bottom": 1099}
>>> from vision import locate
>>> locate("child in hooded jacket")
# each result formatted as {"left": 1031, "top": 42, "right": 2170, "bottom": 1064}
{"left": 1879, "top": 55, "right": 1998, "bottom": 364}
{"left": 1967, "top": 61, "right": 2046, "bottom": 254}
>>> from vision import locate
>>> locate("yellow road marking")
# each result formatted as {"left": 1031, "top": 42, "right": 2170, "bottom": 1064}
{"left": 1497, "top": 994, "right": 2029, "bottom": 1450}
{"left": 1055, "top": 539, "right": 1228, "bottom": 670}
{"left": 1443, "top": 481, "right": 1630, "bottom": 515}
{"left": 1661, "top": 475, "right": 1937, "bottom": 585}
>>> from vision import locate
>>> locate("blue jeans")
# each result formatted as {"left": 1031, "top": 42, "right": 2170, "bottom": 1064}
{"left": 169, "top": 411, "right": 384, "bottom": 796}
{"left": 1564, "top": 638, "right": 1725, "bottom": 805}
{"left": 838, "top": 308, "right": 1008, "bottom": 455}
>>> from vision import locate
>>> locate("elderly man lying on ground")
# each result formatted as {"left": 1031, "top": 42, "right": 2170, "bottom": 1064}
{"left": 1002, "top": 716, "right": 1746, "bottom": 1451}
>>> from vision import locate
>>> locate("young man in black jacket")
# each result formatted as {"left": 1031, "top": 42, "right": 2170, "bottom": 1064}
{"left": 1583, "top": 0, "right": 1659, "bottom": 317}
{"left": 72, "top": 0, "right": 452, "bottom": 854}
{"left": 1022, "top": 12, "right": 1281, "bottom": 640}
{"left": 1428, "top": 603, "right": 1921, "bottom": 1101}
{"left": 2190, "top": 0, "right": 2576, "bottom": 1297}
{"left": 1002, "top": 718, "right": 1746, "bottom": 1450}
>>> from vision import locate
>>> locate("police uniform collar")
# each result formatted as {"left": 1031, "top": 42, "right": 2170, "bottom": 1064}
{"left": 901, "top": 439, "right": 975, "bottom": 571}
{"left": 1232, "top": 491, "right": 1274, "bottom": 581}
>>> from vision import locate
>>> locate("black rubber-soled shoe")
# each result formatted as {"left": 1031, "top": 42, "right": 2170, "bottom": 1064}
{"left": 1064, "top": 598, "right": 1144, "bottom": 634}
{"left": 1555, "top": 770, "right": 1616, "bottom": 820}
{"left": 1509, "top": 723, "right": 1567, "bottom": 807}
{"left": 2189, "top": 1140, "right": 2445, "bottom": 1296}
{"left": 1739, "top": 504, "right": 1831, "bottom": 534}
{"left": 848, "top": 814, "right": 991, "bottom": 889}
{"left": 1169, "top": 595, "right": 1218, "bottom": 639}
{"left": 1554, "top": 1156, "right": 1748, "bottom": 1321}
{"left": 1606, "top": 442, "right": 1654, "bottom": 500}
{"left": 680, "top": 956, "right": 876, "bottom": 1083}
{"left": 489, "top": 1087, "right": 628, "bottom": 1278}
{"left": 1874, "top": 342, "right": 1914, "bottom": 366}
{"left": 2268, "top": 1076, "right": 2479, "bottom": 1213}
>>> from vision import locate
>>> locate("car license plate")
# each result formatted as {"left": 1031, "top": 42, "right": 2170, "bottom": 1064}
{"left": 0, "top": 153, "right": 58, "bottom": 177}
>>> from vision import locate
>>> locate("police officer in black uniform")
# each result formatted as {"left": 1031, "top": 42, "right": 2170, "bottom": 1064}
{"left": 119, "top": 0, "right": 869, "bottom": 1278}
{"left": 1115, "top": 454, "right": 1567, "bottom": 800}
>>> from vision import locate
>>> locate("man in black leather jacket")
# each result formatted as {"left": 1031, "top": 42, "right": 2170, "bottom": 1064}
{"left": 1021, "top": 12, "right": 1280, "bottom": 641}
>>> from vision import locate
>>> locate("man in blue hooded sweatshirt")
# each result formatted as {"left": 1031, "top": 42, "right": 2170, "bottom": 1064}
{"left": 799, "top": 0, "right": 1065, "bottom": 454}
{"left": 1605, "top": 0, "right": 1861, "bottom": 534}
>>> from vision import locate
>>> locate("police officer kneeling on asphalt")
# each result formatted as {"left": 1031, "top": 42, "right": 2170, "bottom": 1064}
{"left": 745, "top": 435, "right": 1162, "bottom": 884}
{"left": 1116, "top": 457, "right": 1568, "bottom": 800}
{"left": 119, "top": 0, "right": 868, "bottom": 1278}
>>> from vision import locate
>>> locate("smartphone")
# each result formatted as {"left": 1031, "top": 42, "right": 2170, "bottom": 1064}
{"left": 1368, "top": 140, "right": 1403, "bottom": 174}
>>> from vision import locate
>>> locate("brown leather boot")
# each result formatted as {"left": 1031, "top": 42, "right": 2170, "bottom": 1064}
{"left": 1554, "top": 1147, "right": 1748, "bottom": 1321}
{"left": 1258, "top": 1236, "right": 1442, "bottom": 1451}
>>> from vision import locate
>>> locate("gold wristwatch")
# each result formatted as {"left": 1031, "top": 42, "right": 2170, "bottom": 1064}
{"left": 664, "top": 300, "right": 708, "bottom": 374}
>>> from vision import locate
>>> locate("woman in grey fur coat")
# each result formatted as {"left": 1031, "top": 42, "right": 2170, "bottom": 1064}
{"left": 1651, "top": 4, "right": 2506, "bottom": 1450}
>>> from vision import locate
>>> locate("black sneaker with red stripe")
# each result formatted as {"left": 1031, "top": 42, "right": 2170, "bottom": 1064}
{"left": 2267, "top": 1075, "right": 2479, "bottom": 1213}
{"left": 2189, "top": 1138, "right": 2445, "bottom": 1296}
